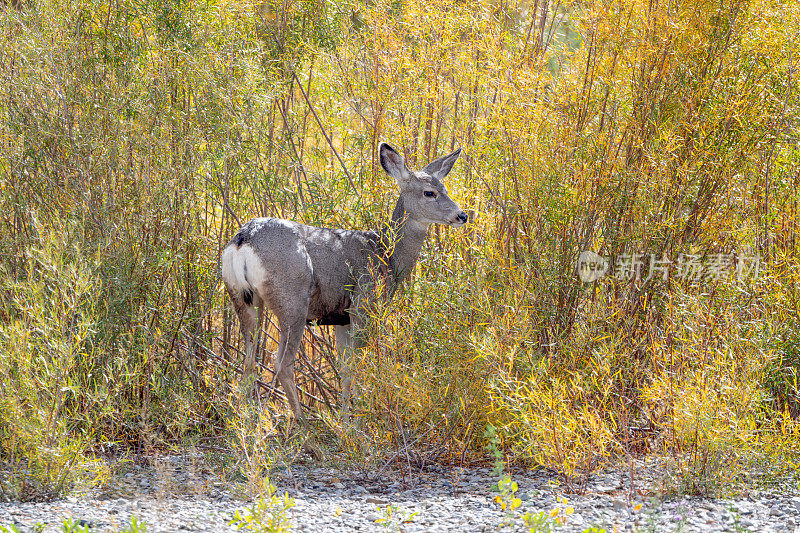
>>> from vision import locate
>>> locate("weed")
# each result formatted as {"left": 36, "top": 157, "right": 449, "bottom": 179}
{"left": 59, "top": 519, "right": 91, "bottom": 533}
{"left": 728, "top": 506, "right": 752, "bottom": 533}
{"left": 374, "top": 504, "right": 418, "bottom": 532}
{"left": 229, "top": 482, "right": 295, "bottom": 533}
{"left": 521, "top": 511, "right": 556, "bottom": 532}
{"left": 485, "top": 425, "right": 521, "bottom": 527}
{"left": 487, "top": 425, "right": 576, "bottom": 531}
{"left": 520, "top": 497, "right": 575, "bottom": 532}
{"left": 495, "top": 474, "right": 523, "bottom": 527}
{"left": 119, "top": 517, "right": 148, "bottom": 533}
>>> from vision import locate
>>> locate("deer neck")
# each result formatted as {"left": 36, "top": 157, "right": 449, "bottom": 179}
{"left": 382, "top": 196, "right": 429, "bottom": 288}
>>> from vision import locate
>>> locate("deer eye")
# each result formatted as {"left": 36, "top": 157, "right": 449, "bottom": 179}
{"left": 423, "top": 190, "right": 436, "bottom": 198}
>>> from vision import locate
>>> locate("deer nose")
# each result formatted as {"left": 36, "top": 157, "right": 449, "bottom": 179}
{"left": 456, "top": 212, "right": 468, "bottom": 224}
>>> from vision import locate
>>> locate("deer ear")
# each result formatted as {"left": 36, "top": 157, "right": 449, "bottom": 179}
{"left": 379, "top": 142, "right": 413, "bottom": 186}
{"left": 422, "top": 147, "right": 461, "bottom": 180}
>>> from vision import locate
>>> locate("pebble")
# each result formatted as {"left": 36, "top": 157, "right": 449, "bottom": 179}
{"left": 0, "top": 456, "right": 797, "bottom": 532}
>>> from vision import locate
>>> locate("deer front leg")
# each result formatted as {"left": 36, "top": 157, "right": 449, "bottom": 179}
{"left": 335, "top": 324, "right": 354, "bottom": 422}
{"left": 337, "top": 294, "right": 368, "bottom": 424}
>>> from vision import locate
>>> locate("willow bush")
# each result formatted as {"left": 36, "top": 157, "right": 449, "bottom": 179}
{"left": 1, "top": 0, "right": 798, "bottom": 498}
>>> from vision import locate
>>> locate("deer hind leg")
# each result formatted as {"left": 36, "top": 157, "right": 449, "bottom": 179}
{"left": 274, "top": 315, "right": 306, "bottom": 424}
{"left": 274, "top": 313, "right": 324, "bottom": 460}
{"left": 228, "top": 288, "right": 261, "bottom": 377}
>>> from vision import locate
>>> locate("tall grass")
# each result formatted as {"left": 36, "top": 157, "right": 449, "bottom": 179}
{"left": 0, "top": 0, "right": 798, "bottom": 498}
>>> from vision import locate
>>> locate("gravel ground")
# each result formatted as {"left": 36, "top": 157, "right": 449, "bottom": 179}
{"left": 1, "top": 455, "right": 798, "bottom": 532}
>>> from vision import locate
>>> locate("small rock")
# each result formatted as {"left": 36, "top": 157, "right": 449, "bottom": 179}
{"left": 594, "top": 485, "right": 616, "bottom": 494}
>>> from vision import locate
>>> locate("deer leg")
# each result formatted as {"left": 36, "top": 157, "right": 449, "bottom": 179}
{"left": 274, "top": 317, "right": 305, "bottom": 422}
{"left": 274, "top": 315, "right": 324, "bottom": 460}
{"left": 335, "top": 324, "right": 354, "bottom": 421}
{"left": 228, "top": 289, "right": 260, "bottom": 377}
{"left": 338, "top": 302, "right": 369, "bottom": 424}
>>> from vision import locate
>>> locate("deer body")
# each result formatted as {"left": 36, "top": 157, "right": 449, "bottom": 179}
{"left": 220, "top": 143, "right": 466, "bottom": 447}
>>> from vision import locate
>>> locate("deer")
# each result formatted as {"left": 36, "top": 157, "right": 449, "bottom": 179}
{"left": 220, "top": 142, "right": 467, "bottom": 458}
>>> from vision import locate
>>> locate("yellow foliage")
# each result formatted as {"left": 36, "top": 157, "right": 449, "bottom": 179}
{"left": 1, "top": 0, "right": 798, "bottom": 498}
{"left": 489, "top": 368, "right": 619, "bottom": 478}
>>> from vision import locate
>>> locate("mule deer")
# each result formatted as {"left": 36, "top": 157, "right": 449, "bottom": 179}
{"left": 220, "top": 143, "right": 467, "bottom": 453}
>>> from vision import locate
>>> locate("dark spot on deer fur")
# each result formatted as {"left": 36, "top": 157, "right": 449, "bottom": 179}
{"left": 240, "top": 261, "right": 253, "bottom": 305}
{"left": 242, "top": 288, "right": 253, "bottom": 306}
{"left": 313, "top": 311, "right": 351, "bottom": 326}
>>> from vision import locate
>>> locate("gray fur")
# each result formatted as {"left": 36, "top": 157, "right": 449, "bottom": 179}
{"left": 220, "top": 142, "right": 467, "bottom": 437}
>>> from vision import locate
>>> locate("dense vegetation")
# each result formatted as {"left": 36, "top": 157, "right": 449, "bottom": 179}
{"left": 1, "top": 0, "right": 798, "bottom": 501}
